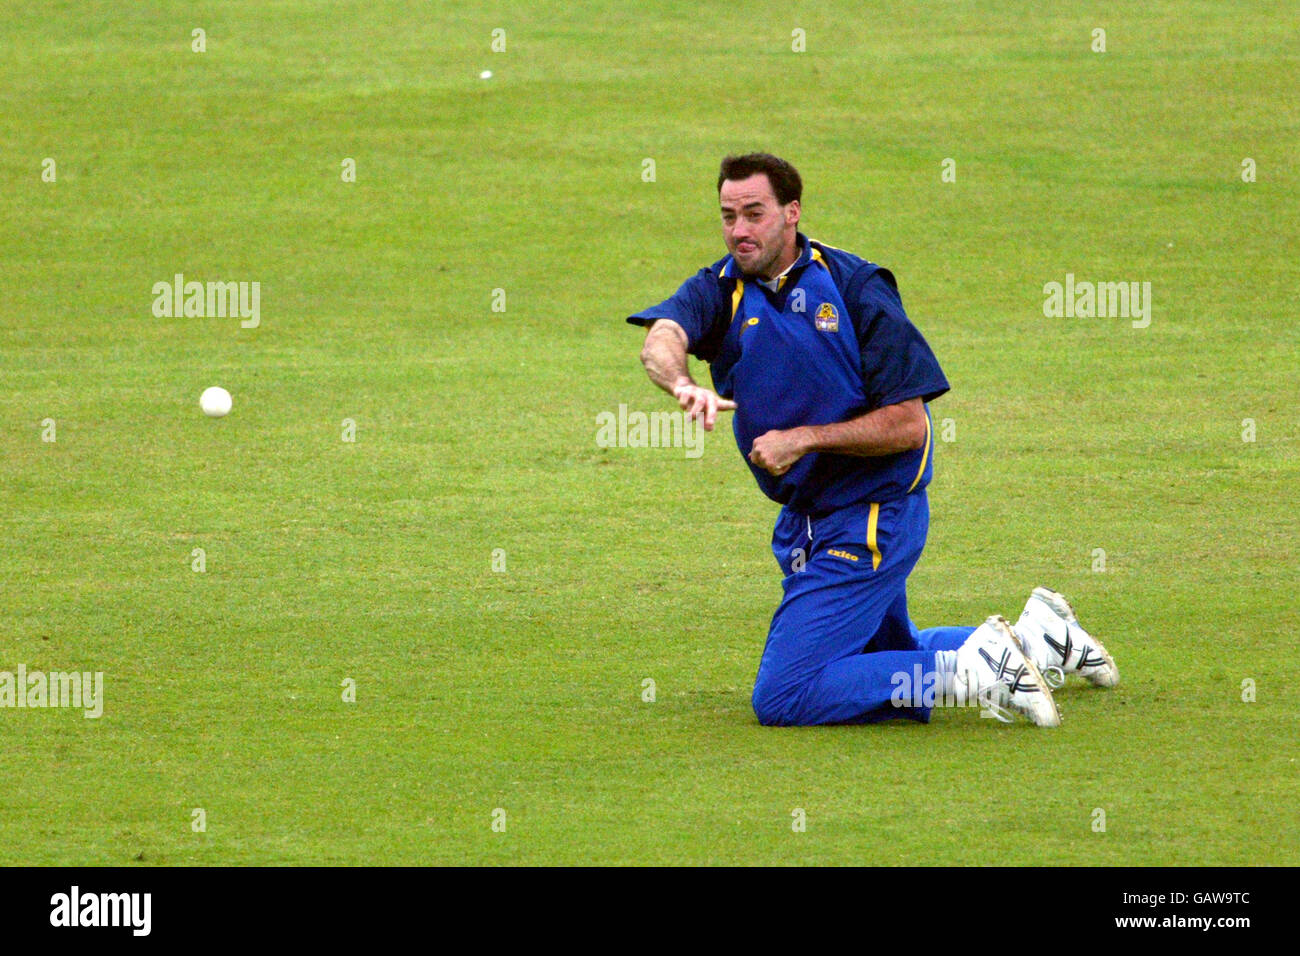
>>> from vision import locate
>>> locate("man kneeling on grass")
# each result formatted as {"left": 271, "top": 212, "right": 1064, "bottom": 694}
{"left": 627, "top": 153, "right": 1119, "bottom": 727}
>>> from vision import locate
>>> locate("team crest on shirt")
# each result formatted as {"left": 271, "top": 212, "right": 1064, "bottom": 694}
{"left": 814, "top": 302, "right": 839, "bottom": 332}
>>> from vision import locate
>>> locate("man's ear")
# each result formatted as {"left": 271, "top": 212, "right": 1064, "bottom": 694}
{"left": 786, "top": 200, "right": 801, "bottom": 227}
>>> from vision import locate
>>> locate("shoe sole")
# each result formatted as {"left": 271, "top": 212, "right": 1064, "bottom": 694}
{"left": 1031, "top": 587, "right": 1120, "bottom": 688}
{"left": 989, "top": 616, "right": 1061, "bottom": 727}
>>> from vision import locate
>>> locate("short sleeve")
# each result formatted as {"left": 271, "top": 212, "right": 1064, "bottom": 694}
{"left": 627, "top": 269, "right": 726, "bottom": 360}
{"left": 847, "top": 267, "right": 950, "bottom": 408}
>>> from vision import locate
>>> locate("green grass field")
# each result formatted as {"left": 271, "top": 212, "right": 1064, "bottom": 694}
{"left": 2, "top": 1, "right": 1296, "bottom": 866}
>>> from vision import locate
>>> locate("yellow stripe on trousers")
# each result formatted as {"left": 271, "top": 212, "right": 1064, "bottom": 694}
{"left": 866, "top": 502, "right": 881, "bottom": 571}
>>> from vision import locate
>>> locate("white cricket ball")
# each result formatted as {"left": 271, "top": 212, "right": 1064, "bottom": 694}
{"left": 200, "top": 386, "right": 232, "bottom": 418}
{"left": 479, "top": 70, "right": 492, "bottom": 80}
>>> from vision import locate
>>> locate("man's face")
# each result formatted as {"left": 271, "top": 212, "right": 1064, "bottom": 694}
{"left": 719, "top": 173, "right": 800, "bottom": 278}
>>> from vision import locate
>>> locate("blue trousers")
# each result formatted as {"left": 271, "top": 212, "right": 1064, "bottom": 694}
{"left": 752, "top": 491, "right": 976, "bottom": 726}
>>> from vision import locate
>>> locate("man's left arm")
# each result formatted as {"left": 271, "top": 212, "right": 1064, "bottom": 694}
{"left": 749, "top": 265, "right": 947, "bottom": 477}
{"left": 748, "top": 399, "right": 926, "bottom": 476}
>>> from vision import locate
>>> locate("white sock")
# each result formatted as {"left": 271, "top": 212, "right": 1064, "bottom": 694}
{"left": 935, "top": 649, "right": 958, "bottom": 699}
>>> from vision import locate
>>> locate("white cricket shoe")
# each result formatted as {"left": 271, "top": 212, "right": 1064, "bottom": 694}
{"left": 954, "top": 615, "right": 1061, "bottom": 727}
{"left": 1014, "top": 587, "right": 1120, "bottom": 689}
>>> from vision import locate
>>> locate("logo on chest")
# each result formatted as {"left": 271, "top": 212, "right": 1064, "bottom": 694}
{"left": 814, "top": 302, "right": 839, "bottom": 333}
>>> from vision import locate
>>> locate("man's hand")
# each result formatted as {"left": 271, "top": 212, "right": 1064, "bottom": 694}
{"left": 672, "top": 382, "right": 736, "bottom": 432}
{"left": 748, "top": 427, "right": 811, "bottom": 476}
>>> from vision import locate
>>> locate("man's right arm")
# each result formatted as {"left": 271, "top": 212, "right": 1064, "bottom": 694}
{"left": 639, "top": 319, "right": 735, "bottom": 432}
{"left": 639, "top": 319, "right": 692, "bottom": 392}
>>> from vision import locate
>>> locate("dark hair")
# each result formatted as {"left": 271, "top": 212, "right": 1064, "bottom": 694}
{"left": 717, "top": 153, "right": 803, "bottom": 205}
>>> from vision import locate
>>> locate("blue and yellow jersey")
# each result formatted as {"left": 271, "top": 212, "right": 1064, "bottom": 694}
{"left": 627, "top": 233, "right": 949, "bottom": 516}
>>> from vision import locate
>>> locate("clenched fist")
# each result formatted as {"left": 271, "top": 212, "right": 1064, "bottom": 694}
{"left": 748, "top": 428, "right": 812, "bottom": 476}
